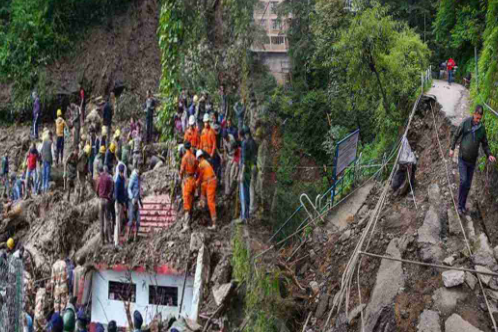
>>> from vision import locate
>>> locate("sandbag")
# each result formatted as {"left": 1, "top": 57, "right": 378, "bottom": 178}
{"left": 398, "top": 136, "right": 416, "bottom": 165}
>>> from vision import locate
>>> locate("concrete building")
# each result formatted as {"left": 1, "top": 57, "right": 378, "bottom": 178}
{"left": 90, "top": 245, "right": 210, "bottom": 330}
{"left": 252, "top": 0, "right": 291, "bottom": 84}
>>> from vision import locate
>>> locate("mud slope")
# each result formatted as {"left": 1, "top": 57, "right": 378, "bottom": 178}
{"left": 46, "top": 0, "right": 161, "bottom": 97}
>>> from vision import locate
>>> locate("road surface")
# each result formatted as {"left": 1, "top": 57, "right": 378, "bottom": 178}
{"left": 427, "top": 80, "right": 470, "bottom": 125}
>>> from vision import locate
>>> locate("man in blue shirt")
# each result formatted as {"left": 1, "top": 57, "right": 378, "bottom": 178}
{"left": 127, "top": 167, "right": 143, "bottom": 242}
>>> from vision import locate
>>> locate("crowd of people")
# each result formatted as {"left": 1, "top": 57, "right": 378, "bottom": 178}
{"left": 1, "top": 84, "right": 266, "bottom": 332}
{"left": 176, "top": 89, "right": 260, "bottom": 232}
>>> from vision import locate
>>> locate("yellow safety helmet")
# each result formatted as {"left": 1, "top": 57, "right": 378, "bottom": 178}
{"left": 57, "top": 109, "right": 62, "bottom": 117}
{"left": 114, "top": 129, "right": 121, "bottom": 138}
{"left": 7, "top": 238, "right": 14, "bottom": 250}
{"left": 193, "top": 95, "right": 199, "bottom": 104}
{"left": 102, "top": 126, "right": 108, "bottom": 137}
{"left": 110, "top": 143, "right": 116, "bottom": 153}
{"left": 99, "top": 146, "right": 106, "bottom": 154}
{"left": 84, "top": 145, "right": 91, "bottom": 155}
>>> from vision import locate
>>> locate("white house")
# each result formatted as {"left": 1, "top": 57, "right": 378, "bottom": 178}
{"left": 89, "top": 264, "right": 196, "bottom": 329}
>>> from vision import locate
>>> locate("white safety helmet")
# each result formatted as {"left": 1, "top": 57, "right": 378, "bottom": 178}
{"left": 177, "top": 144, "right": 185, "bottom": 153}
{"left": 203, "top": 113, "right": 210, "bottom": 123}
{"left": 196, "top": 150, "right": 204, "bottom": 159}
{"left": 188, "top": 115, "right": 196, "bottom": 126}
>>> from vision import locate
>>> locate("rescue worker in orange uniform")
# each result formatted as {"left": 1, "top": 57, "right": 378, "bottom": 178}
{"left": 180, "top": 141, "right": 198, "bottom": 233}
{"left": 200, "top": 113, "right": 217, "bottom": 158}
{"left": 184, "top": 115, "right": 200, "bottom": 150}
{"left": 196, "top": 149, "right": 217, "bottom": 230}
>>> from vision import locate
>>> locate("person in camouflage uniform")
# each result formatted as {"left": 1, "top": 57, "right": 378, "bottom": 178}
{"left": 64, "top": 148, "right": 79, "bottom": 202}
{"left": 76, "top": 145, "right": 92, "bottom": 200}
{"left": 51, "top": 252, "right": 68, "bottom": 314}
{"left": 34, "top": 288, "right": 47, "bottom": 332}
{"left": 23, "top": 270, "right": 34, "bottom": 315}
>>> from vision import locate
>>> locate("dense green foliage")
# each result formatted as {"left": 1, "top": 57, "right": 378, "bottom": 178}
{"left": 472, "top": 0, "right": 498, "bottom": 158}
{"left": 433, "top": 0, "right": 485, "bottom": 79}
{"left": 0, "top": 0, "right": 133, "bottom": 109}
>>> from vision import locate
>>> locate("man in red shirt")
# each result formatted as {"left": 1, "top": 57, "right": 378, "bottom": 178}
{"left": 26, "top": 142, "right": 40, "bottom": 197}
{"left": 447, "top": 58, "right": 456, "bottom": 85}
{"left": 97, "top": 166, "right": 114, "bottom": 245}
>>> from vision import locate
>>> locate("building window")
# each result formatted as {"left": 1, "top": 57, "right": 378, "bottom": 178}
{"left": 109, "top": 281, "right": 136, "bottom": 302}
{"left": 260, "top": 19, "right": 267, "bottom": 28}
{"left": 271, "top": 19, "right": 281, "bottom": 30}
{"left": 270, "top": 1, "right": 279, "bottom": 14}
{"left": 149, "top": 286, "right": 178, "bottom": 306}
{"left": 271, "top": 36, "right": 285, "bottom": 45}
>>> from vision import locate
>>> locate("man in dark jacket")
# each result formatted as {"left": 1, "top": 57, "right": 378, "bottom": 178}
{"left": 32, "top": 92, "right": 40, "bottom": 139}
{"left": 145, "top": 90, "right": 156, "bottom": 144}
{"left": 1, "top": 152, "right": 9, "bottom": 197}
{"left": 97, "top": 166, "right": 114, "bottom": 244}
{"left": 238, "top": 126, "right": 257, "bottom": 221}
{"left": 102, "top": 97, "right": 113, "bottom": 148}
{"left": 450, "top": 105, "right": 496, "bottom": 214}
{"left": 114, "top": 164, "right": 127, "bottom": 247}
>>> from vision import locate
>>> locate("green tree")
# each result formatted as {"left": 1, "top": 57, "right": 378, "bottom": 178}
{"left": 324, "top": 4, "right": 429, "bottom": 142}
{"left": 434, "top": 0, "right": 486, "bottom": 76}
{"left": 474, "top": 0, "right": 498, "bottom": 157}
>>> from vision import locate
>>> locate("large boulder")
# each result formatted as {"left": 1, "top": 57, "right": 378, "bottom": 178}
{"left": 432, "top": 287, "right": 467, "bottom": 315}
{"left": 445, "top": 314, "right": 484, "bottom": 332}
{"left": 447, "top": 208, "right": 461, "bottom": 235}
{"left": 442, "top": 270, "right": 465, "bottom": 288}
{"left": 363, "top": 235, "right": 412, "bottom": 331}
{"left": 417, "top": 310, "right": 441, "bottom": 332}
{"left": 417, "top": 206, "right": 443, "bottom": 262}
{"left": 471, "top": 234, "right": 497, "bottom": 268}
{"left": 210, "top": 255, "right": 232, "bottom": 286}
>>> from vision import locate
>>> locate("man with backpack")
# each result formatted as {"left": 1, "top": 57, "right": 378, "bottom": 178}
{"left": 447, "top": 58, "right": 456, "bottom": 85}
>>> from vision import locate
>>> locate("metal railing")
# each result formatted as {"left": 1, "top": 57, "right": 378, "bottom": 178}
{"left": 269, "top": 150, "right": 394, "bottom": 245}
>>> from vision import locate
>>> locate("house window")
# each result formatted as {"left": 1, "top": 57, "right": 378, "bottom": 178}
{"left": 271, "top": 36, "right": 285, "bottom": 45}
{"left": 270, "top": 1, "right": 279, "bottom": 14}
{"left": 149, "top": 286, "right": 178, "bottom": 306}
{"left": 260, "top": 19, "right": 267, "bottom": 28}
{"left": 271, "top": 19, "right": 281, "bottom": 30}
{"left": 109, "top": 281, "right": 136, "bottom": 302}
